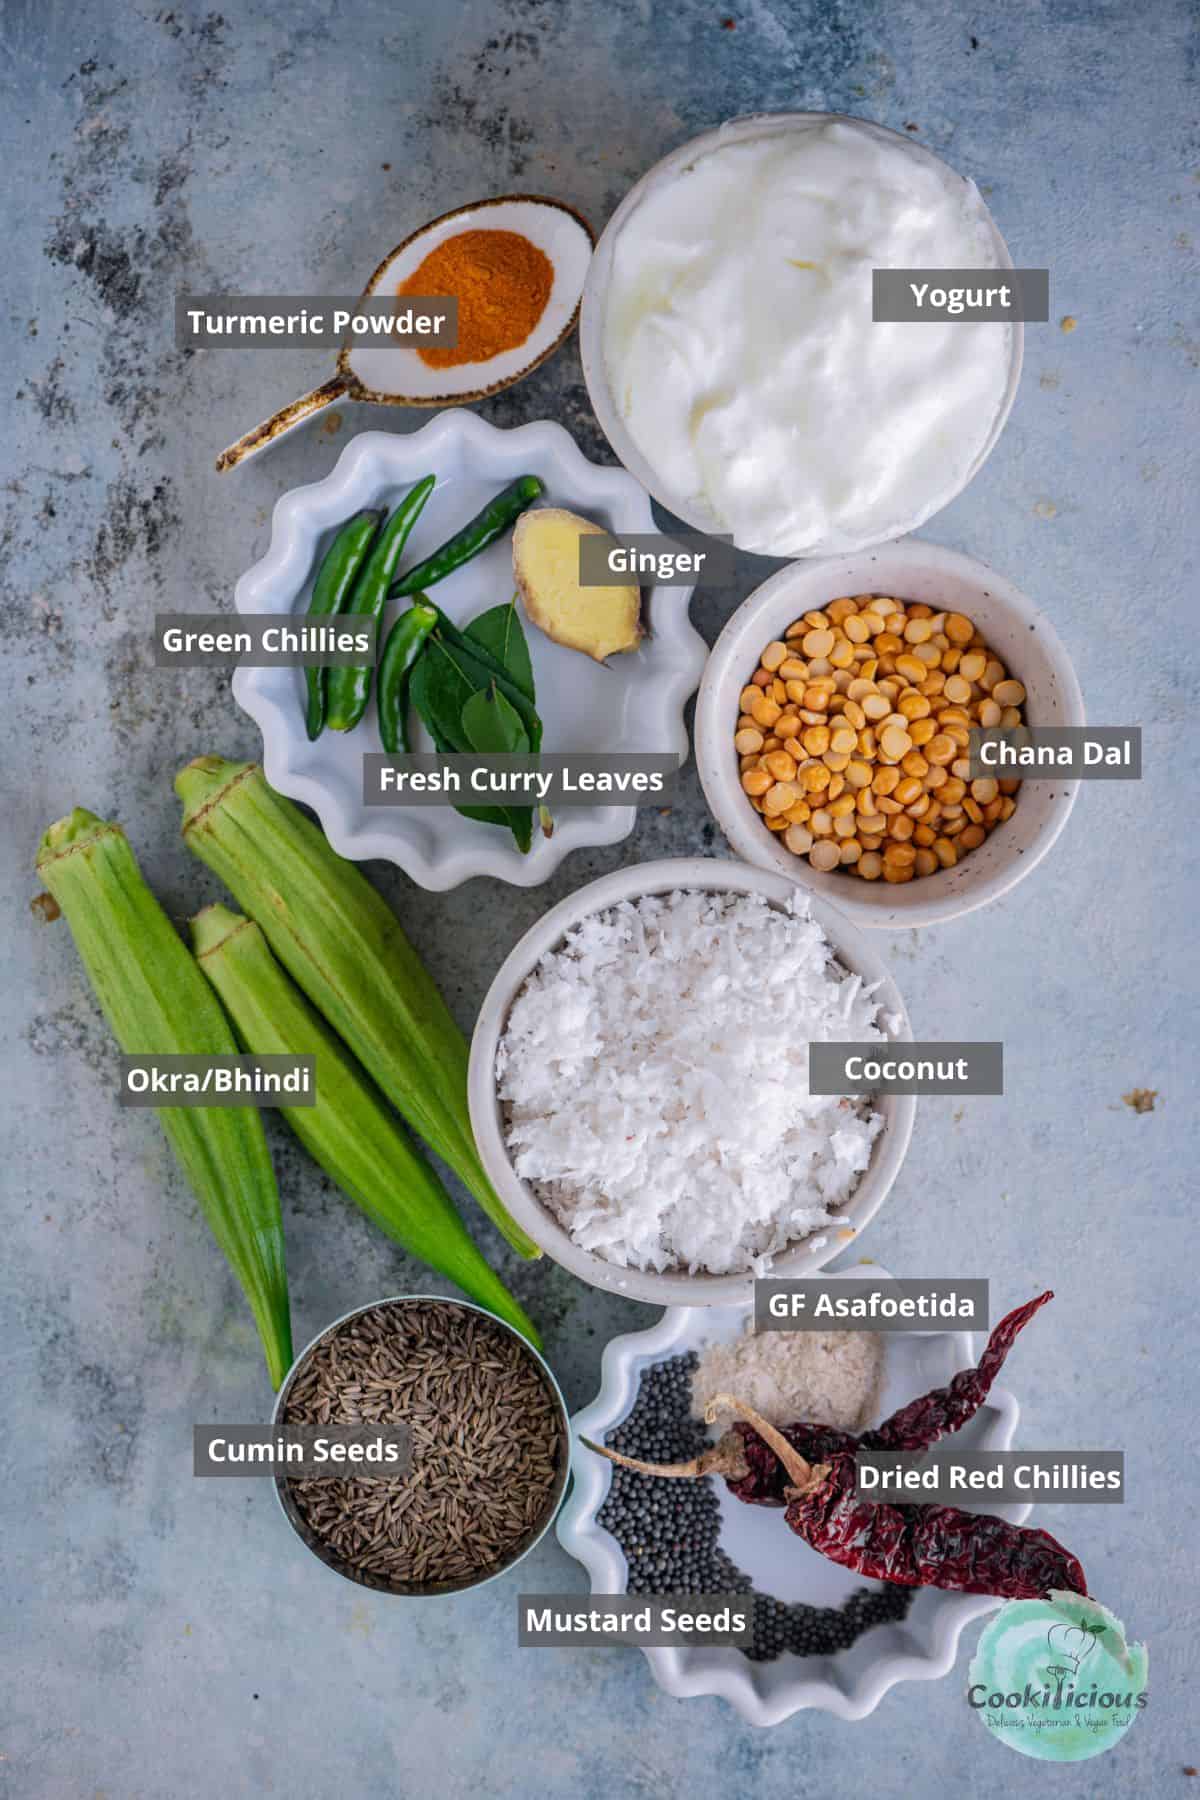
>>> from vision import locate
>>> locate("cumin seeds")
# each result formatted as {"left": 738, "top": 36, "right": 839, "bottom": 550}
{"left": 282, "top": 1301, "right": 564, "bottom": 1592}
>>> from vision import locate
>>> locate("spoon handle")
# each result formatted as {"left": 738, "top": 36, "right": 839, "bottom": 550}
{"left": 216, "top": 375, "right": 350, "bottom": 472}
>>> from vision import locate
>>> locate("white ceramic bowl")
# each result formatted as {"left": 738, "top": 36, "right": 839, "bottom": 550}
{"left": 232, "top": 413, "right": 708, "bottom": 889}
{"left": 696, "top": 539, "right": 1084, "bottom": 928}
{"left": 467, "top": 857, "right": 915, "bottom": 1304}
{"left": 580, "top": 111, "right": 1022, "bottom": 556}
{"left": 557, "top": 1266, "right": 1030, "bottom": 1724}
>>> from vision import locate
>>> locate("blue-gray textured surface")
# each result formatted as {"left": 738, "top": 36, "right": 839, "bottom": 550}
{"left": 2, "top": 1, "right": 1196, "bottom": 1795}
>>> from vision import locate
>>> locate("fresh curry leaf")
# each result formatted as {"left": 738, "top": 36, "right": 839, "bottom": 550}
{"left": 505, "top": 807, "right": 534, "bottom": 854}
{"left": 466, "top": 598, "right": 535, "bottom": 704}
{"left": 419, "top": 708, "right": 511, "bottom": 826}
{"left": 458, "top": 802, "right": 515, "bottom": 828}
{"left": 412, "top": 630, "right": 539, "bottom": 851}
{"left": 460, "top": 684, "right": 533, "bottom": 852}
{"left": 461, "top": 682, "right": 529, "bottom": 756}
{"left": 409, "top": 642, "right": 471, "bottom": 750}
{"left": 426, "top": 612, "right": 543, "bottom": 749}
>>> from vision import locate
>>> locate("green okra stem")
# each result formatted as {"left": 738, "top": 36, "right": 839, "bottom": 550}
{"left": 35, "top": 810, "right": 293, "bottom": 1388}
{"left": 190, "top": 904, "right": 540, "bottom": 1347}
{"left": 175, "top": 757, "right": 539, "bottom": 1260}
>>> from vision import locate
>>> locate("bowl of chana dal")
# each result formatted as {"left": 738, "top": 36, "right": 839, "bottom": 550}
{"left": 696, "top": 541, "right": 1083, "bottom": 927}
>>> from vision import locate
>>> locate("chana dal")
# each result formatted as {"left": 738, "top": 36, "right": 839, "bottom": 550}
{"left": 735, "top": 596, "right": 1024, "bottom": 883}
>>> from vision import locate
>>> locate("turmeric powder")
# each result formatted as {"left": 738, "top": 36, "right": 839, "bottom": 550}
{"left": 398, "top": 229, "right": 553, "bottom": 369}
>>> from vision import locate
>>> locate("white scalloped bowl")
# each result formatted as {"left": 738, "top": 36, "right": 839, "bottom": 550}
{"left": 558, "top": 1266, "right": 1030, "bottom": 1724}
{"left": 232, "top": 415, "right": 708, "bottom": 889}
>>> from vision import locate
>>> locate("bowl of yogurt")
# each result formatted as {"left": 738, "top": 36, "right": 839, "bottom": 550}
{"left": 581, "top": 113, "right": 1023, "bottom": 559}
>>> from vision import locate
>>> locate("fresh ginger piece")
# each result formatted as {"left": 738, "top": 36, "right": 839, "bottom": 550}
{"left": 512, "top": 507, "right": 642, "bottom": 662}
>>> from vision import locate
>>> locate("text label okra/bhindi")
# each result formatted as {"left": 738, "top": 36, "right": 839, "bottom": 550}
{"left": 119, "top": 1054, "right": 316, "bottom": 1107}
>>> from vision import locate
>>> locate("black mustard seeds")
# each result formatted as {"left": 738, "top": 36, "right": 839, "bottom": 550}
{"left": 596, "top": 1353, "right": 912, "bottom": 1662}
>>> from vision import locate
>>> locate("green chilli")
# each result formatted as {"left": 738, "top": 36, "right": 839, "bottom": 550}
{"left": 325, "top": 475, "right": 436, "bottom": 733}
{"left": 303, "top": 508, "right": 382, "bottom": 741}
{"left": 377, "top": 599, "right": 438, "bottom": 756}
{"left": 390, "top": 476, "right": 543, "bottom": 598}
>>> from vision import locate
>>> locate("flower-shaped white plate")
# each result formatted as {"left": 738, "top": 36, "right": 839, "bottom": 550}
{"left": 232, "top": 414, "right": 708, "bottom": 889}
{"left": 558, "top": 1265, "right": 1031, "bottom": 1725}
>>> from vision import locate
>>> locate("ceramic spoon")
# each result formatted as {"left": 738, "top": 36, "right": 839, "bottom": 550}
{"left": 217, "top": 195, "right": 594, "bottom": 472}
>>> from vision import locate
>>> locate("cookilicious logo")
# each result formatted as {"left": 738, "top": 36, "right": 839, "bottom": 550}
{"left": 967, "top": 1592, "right": 1148, "bottom": 1762}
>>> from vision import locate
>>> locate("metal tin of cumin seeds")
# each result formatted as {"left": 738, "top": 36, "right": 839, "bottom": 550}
{"left": 271, "top": 1295, "right": 570, "bottom": 1596}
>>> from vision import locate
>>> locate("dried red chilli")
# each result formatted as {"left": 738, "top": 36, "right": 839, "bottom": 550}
{"left": 586, "top": 1292, "right": 1088, "bottom": 1602}
{"left": 868, "top": 1289, "right": 1055, "bottom": 1454}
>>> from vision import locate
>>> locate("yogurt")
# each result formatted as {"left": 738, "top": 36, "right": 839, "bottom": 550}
{"left": 601, "top": 119, "right": 1014, "bottom": 557}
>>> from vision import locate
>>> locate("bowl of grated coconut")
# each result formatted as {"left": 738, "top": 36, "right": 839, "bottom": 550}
{"left": 467, "top": 858, "right": 915, "bottom": 1304}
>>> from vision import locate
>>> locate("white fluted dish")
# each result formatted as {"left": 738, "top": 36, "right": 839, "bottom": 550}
{"left": 557, "top": 1267, "right": 1028, "bottom": 1723}
{"left": 233, "top": 414, "right": 708, "bottom": 889}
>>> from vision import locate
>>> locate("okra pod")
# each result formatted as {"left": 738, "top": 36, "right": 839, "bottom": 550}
{"left": 191, "top": 905, "right": 540, "bottom": 1346}
{"left": 175, "top": 757, "right": 539, "bottom": 1259}
{"left": 35, "top": 810, "right": 293, "bottom": 1388}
